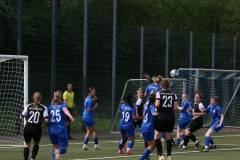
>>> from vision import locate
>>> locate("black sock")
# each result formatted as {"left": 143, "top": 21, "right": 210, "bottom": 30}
{"left": 67, "top": 125, "right": 70, "bottom": 137}
{"left": 190, "top": 134, "right": 197, "bottom": 142}
{"left": 155, "top": 139, "right": 162, "bottom": 156}
{"left": 23, "top": 147, "right": 29, "bottom": 160}
{"left": 184, "top": 135, "right": 190, "bottom": 146}
{"left": 32, "top": 145, "right": 39, "bottom": 159}
{"left": 166, "top": 140, "right": 172, "bottom": 157}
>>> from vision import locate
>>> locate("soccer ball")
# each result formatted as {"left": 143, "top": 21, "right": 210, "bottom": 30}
{"left": 170, "top": 69, "right": 179, "bottom": 78}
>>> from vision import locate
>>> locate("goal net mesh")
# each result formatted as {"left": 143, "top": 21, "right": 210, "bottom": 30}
{"left": 0, "top": 56, "right": 26, "bottom": 146}
{"left": 111, "top": 78, "right": 186, "bottom": 132}
{"left": 178, "top": 68, "right": 240, "bottom": 128}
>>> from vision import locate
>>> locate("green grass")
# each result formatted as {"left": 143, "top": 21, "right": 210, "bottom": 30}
{"left": 0, "top": 132, "right": 240, "bottom": 160}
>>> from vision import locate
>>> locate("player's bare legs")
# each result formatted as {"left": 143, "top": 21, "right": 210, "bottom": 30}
{"left": 83, "top": 125, "right": 101, "bottom": 150}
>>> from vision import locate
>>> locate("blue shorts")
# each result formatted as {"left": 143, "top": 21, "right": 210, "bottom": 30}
{"left": 49, "top": 127, "right": 68, "bottom": 147}
{"left": 142, "top": 130, "right": 154, "bottom": 142}
{"left": 82, "top": 116, "right": 96, "bottom": 127}
{"left": 120, "top": 128, "right": 135, "bottom": 138}
{"left": 178, "top": 119, "right": 191, "bottom": 129}
{"left": 210, "top": 121, "right": 224, "bottom": 133}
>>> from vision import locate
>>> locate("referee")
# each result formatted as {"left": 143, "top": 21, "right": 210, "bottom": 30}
{"left": 63, "top": 82, "right": 77, "bottom": 139}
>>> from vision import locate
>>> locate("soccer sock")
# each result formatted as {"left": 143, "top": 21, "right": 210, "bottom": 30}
{"left": 31, "top": 145, "right": 39, "bottom": 159}
{"left": 84, "top": 138, "right": 89, "bottom": 145}
{"left": 162, "top": 133, "right": 166, "bottom": 140}
{"left": 23, "top": 147, "right": 29, "bottom": 160}
{"left": 181, "top": 134, "right": 185, "bottom": 140}
{"left": 118, "top": 138, "right": 124, "bottom": 150}
{"left": 122, "top": 137, "right": 128, "bottom": 146}
{"left": 94, "top": 138, "right": 99, "bottom": 145}
{"left": 127, "top": 140, "right": 135, "bottom": 149}
{"left": 166, "top": 140, "right": 172, "bottom": 157}
{"left": 190, "top": 133, "right": 197, "bottom": 142}
{"left": 67, "top": 125, "right": 70, "bottom": 136}
{"left": 183, "top": 135, "right": 190, "bottom": 147}
{"left": 177, "top": 138, "right": 180, "bottom": 145}
{"left": 59, "top": 147, "right": 67, "bottom": 154}
{"left": 140, "top": 148, "right": 151, "bottom": 160}
{"left": 155, "top": 139, "right": 163, "bottom": 156}
{"left": 52, "top": 150, "right": 55, "bottom": 160}
{"left": 209, "top": 137, "right": 214, "bottom": 145}
{"left": 205, "top": 136, "right": 211, "bottom": 148}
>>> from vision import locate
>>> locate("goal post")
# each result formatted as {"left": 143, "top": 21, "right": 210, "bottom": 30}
{"left": 110, "top": 78, "right": 186, "bottom": 133}
{"left": 178, "top": 68, "right": 240, "bottom": 127}
{"left": 0, "top": 55, "right": 28, "bottom": 146}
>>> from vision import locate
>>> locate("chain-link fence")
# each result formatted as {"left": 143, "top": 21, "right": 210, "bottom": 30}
{"left": 1, "top": 0, "right": 240, "bottom": 132}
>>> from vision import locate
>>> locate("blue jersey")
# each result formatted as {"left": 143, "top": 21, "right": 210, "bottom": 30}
{"left": 119, "top": 103, "right": 136, "bottom": 129}
{"left": 48, "top": 102, "right": 68, "bottom": 131}
{"left": 205, "top": 104, "right": 223, "bottom": 124}
{"left": 179, "top": 100, "right": 192, "bottom": 120}
{"left": 83, "top": 96, "right": 95, "bottom": 117}
{"left": 145, "top": 84, "right": 162, "bottom": 102}
{"left": 140, "top": 104, "right": 156, "bottom": 133}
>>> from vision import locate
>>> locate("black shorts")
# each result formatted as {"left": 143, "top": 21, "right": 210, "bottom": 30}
{"left": 154, "top": 113, "right": 175, "bottom": 132}
{"left": 66, "top": 108, "right": 73, "bottom": 121}
{"left": 134, "top": 120, "right": 143, "bottom": 129}
{"left": 24, "top": 124, "right": 42, "bottom": 143}
{"left": 187, "top": 119, "right": 203, "bottom": 133}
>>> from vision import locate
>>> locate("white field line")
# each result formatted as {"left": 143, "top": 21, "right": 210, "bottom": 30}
{"left": 71, "top": 148, "right": 240, "bottom": 160}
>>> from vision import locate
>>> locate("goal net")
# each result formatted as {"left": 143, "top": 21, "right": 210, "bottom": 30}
{"left": 0, "top": 55, "right": 28, "bottom": 146}
{"left": 111, "top": 78, "right": 186, "bottom": 133}
{"left": 178, "top": 68, "right": 240, "bottom": 128}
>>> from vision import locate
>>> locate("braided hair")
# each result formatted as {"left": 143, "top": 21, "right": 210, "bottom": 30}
{"left": 143, "top": 92, "right": 156, "bottom": 116}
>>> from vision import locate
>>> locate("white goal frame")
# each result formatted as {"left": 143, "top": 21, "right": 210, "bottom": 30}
{"left": 179, "top": 68, "right": 240, "bottom": 127}
{"left": 0, "top": 55, "right": 28, "bottom": 146}
{"left": 111, "top": 78, "right": 186, "bottom": 133}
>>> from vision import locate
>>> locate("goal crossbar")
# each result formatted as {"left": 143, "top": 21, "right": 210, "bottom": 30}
{"left": 111, "top": 78, "right": 186, "bottom": 132}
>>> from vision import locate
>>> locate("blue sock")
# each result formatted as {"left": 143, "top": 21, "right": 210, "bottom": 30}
{"left": 52, "top": 150, "right": 55, "bottom": 160}
{"left": 59, "top": 147, "right": 67, "bottom": 154}
{"left": 118, "top": 138, "right": 124, "bottom": 150}
{"left": 181, "top": 134, "right": 185, "bottom": 140}
{"left": 177, "top": 138, "right": 180, "bottom": 145}
{"left": 162, "top": 133, "right": 165, "bottom": 140}
{"left": 140, "top": 148, "right": 151, "bottom": 160}
{"left": 127, "top": 140, "right": 135, "bottom": 149}
{"left": 209, "top": 137, "right": 214, "bottom": 145}
{"left": 84, "top": 138, "right": 89, "bottom": 145}
{"left": 205, "top": 136, "right": 211, "bottom": 147}
{"left": 94, "top": 138, "right": 98, "bottom": 145}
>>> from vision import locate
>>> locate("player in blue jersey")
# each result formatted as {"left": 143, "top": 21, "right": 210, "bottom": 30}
{"left": 144, "top": 75, "right": 162, "bottom": 103}
{"left": 176, "top": 94, "right": 192, "bottom": 147}
{"left": 154, "top": 79, "right": 179, "bottom": 160}
{"left": 48, "top": 90, "right": 74, "bottom": 160}
{"left": 179, "top": 93, "right": 206, "bottom": 151}
{"left": 82, "top": 87, "right": 102, "bottom": 150}
{"left": 21, "top": 92, "right": 49, "bottom": 160}
{"left": 118, "top": 93, "right": 143, "bottom": 155}
{"left": 201, "top": 96, "right": 224, "bottom": 152}
{"left": 139, "top": 93, "right": 158, "bottom": 160}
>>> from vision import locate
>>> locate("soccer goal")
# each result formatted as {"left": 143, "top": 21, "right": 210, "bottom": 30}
{"left": 110, "top": 78, "right": 187, "bottom": 133}
{"left": 0, "top": 55, "right": 28, "bottom": 146}
{"left": 178, "top": 68, "right": 240, "bottom": 128}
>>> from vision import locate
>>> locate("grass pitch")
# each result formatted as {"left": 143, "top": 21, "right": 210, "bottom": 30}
{"left": 0, "top": 132, "right": 240, "bottom": 160}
